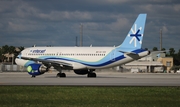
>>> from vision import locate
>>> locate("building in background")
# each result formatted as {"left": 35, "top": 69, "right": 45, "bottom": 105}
{"left": 121, "top": 51, "right": 173, "bottom": 73}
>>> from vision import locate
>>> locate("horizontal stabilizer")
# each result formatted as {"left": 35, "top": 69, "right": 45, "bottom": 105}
{"left": 118, "top": 50, "right": 137, "bottom": 55}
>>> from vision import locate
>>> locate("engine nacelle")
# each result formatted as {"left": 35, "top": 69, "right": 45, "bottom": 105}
{"left": 27, "top": 64, "right": 48, "bottom": 76}
{"left": 74, "top": 69, "right": 89, "bottom": 75}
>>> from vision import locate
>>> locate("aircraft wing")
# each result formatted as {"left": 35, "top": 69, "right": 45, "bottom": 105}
{"left": 20, "top": 56, "right": 73, "bottom": 69}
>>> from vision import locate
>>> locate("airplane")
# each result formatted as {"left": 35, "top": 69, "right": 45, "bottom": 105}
{"left": 15, "top": 13, "right": 149, "bottom": 78}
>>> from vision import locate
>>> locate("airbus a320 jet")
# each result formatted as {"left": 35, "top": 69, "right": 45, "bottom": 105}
{"left": 15, "top": 14, "right": 149, "bottom": 78}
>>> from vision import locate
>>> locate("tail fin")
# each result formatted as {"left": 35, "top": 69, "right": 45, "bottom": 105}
{"left": 119, "top": 14, "right": 147, "bottom": 49}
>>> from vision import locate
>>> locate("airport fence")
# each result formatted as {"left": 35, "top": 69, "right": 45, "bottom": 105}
{"left": 0, "top": 64, "right": 27, "bottom": 72}
{"left": 0, "top": 63, "right": 126, "bottom": 73}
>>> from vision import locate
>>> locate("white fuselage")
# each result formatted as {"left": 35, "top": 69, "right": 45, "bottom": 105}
{"left": 15, "top": 46, "right": 149, "bottom": 70}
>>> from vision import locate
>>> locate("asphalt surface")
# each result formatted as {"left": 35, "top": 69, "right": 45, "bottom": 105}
{"left": 0, "top": 71, "right": 180, "bottom": 86}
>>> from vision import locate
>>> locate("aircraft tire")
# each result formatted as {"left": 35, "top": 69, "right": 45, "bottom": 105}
{"left": 31, "top": 75, "right": 36, "bottom": 78}
{"left": 60, "top": 73, "right": 66, "bottom": 77}
{"left": 87, "top": 73, "right": 96, "bottom": 78}
{"left": 56, "top": 73, "right": 66, "bottom": 78}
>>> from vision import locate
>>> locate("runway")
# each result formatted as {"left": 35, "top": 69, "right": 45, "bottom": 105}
{"left": 0, "top": 72, "right": 180, "bottom": 86}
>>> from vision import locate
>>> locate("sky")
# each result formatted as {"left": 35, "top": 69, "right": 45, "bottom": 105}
{"left": 0, "top": 0, "right": 180, "bottom": 51}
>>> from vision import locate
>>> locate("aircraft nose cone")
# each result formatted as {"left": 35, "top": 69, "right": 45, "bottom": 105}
{"left": 15, "top": 58, "right": 19, "bottom": 65}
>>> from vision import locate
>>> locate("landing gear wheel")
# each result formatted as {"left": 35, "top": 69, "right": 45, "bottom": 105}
{"left": 92, "top": 73, "right": 96, "bottom": 77}
{"left": 31, "top": 75, "right": 36, "bottom": 78}
{"left": 56, "top": 73, "right": 60, "bottom": 77}
{"left": 56, "top": 73, "right": 66, "bottom": 78}
{"left": 87, "top": 73, "right": 96, "bottom": 78}
{"left": 60, "top": 73, "right": 66, "bottom": 77}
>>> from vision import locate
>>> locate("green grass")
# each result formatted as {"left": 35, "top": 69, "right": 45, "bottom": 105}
{"left": 0, "top": 86, "right": 180, "bottom": 107}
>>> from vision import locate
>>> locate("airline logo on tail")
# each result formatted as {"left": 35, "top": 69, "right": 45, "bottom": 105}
{"left": 129, "top": 24, "right": 143, "bottom": 47}
{"left": 119, "top": 14, "right": 146, "bottom": 49}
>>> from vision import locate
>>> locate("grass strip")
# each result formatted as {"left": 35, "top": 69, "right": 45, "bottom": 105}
{"left": 0, "top": 86, "right": 180, "bottom": 107}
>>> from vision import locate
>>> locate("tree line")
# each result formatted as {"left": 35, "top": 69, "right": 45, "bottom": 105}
{"left": 0, "top": 45, "right": 24, "bottom": 63}
{"left": 149, "top": 47, "right": 180, "bottom": 65}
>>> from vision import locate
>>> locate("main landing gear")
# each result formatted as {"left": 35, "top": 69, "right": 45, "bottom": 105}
{"left": 56, "top": 73, "right": 66, "bottom": 77}
{"left": 55, "top": 66, "right": 66, "bottom": 78}
{"left": 87, "top": 72, "right": 96, "bottom": 77}
{"left": 87, "top": 69, "right": 96, "bottom": 77}
{"left": 56, "top": 69, "right": 97, "bottom": 78}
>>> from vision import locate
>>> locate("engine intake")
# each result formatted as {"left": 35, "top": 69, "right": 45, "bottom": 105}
{"left": 27, "top": 64, "right": 48, "bottom": 76}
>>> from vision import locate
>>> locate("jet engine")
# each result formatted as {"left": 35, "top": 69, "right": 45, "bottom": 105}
{"left": 27, "top": 64, "right": 48, "bottom": 76}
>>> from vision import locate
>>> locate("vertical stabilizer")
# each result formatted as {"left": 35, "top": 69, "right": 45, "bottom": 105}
{"left": 119, "top": 14, "right": 147, "bottom": 49}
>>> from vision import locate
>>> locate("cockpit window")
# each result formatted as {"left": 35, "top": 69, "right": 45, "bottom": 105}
{"left": 16, "top": 52, "right": 22, "bottom": 58}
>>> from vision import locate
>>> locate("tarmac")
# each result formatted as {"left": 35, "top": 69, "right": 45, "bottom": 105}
{"left": 0, "top": 71, "right": 180, "bottom": 86}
